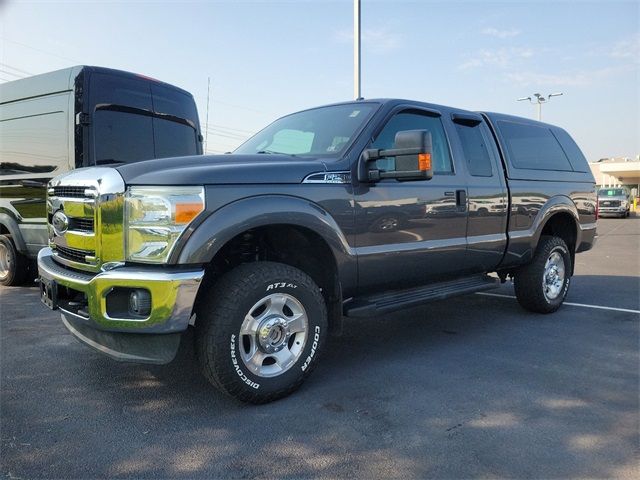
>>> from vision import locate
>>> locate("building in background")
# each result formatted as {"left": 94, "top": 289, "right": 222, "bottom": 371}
{"left": 589, "top": 156, "right": 640, "bottom": 198}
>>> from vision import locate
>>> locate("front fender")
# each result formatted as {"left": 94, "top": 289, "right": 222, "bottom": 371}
{"left": 173, "top": 195, "right": 357, "bottom": 289}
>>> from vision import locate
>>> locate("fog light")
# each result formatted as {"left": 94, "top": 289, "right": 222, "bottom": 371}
{"left": 129, "top": 289, "right": 151, "bottom": 317}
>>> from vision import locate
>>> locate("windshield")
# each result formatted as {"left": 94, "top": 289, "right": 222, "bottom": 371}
{"left": 234, "top": 103, "right": 377, "bottom": 157}
{"left": 598, "top": 188, "right": 626, "bottom": 197}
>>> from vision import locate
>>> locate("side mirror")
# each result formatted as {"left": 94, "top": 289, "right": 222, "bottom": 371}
{"left": 357, "top": 129, "right": 433, "bottom": 183}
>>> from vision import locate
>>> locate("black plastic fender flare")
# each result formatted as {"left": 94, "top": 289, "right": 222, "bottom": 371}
{"left": 172, "top": 194, "right": 357, "bottom": 290}
{"left": 529, "top": 195, "right": 581, "bottom": 252}
{"left": 0, "top": 213, "right": 28, "bottom": 253}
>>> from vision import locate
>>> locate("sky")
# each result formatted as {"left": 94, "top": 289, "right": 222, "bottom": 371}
{"left": 1, "top": 0, "right": 638, "bottom": 160}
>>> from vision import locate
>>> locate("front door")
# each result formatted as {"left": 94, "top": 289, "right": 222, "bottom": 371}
{"left": 353, "top": 108, "right": 468, "bottom": 292}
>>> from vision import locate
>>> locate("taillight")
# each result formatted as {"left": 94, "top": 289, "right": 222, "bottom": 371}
{"left": 595, "top": 200, "right": 599, "bottom": 220}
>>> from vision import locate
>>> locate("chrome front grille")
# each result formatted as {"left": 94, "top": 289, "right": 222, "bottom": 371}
{"left": 55, "top": 245, "right": 95, "bottom": 263}
{"left": 47, "top": 168, "right": 126, "bottom": 272}
{"left": 598, "top": 199, "right": 621, "bottom": 207}
{"left": 69, "top": 218, "right": 94, "bottom": 232}
{"left": 52, "top": 186, "right": 94, "bottom": 198}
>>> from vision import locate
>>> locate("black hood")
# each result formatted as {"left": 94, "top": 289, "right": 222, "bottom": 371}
{"left": 115, "top": 154, "right": 328, "bottom": 185}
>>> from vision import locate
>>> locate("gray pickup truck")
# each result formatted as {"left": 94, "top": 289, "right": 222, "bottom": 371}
{"left": 38, "top": 99, "right": 597, "bottom": 403}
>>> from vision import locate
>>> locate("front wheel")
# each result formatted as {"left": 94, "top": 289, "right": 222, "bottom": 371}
{"left": 514, "top": 236, "right": 572, "bottom": 313}
{"left": 195, "top": 262, "right": 328, "bottom": 404}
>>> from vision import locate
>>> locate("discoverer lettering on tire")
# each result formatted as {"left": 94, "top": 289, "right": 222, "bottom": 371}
{"left": 230, "top": 334, "right": 260, "bottom": 389}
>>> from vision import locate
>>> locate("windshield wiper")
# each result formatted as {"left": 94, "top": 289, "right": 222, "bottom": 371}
{"left": 257, "top": 150, "right": 296, "bottom": 157}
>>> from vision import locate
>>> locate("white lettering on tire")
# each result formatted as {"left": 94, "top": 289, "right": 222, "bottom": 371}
{"left": 266, "top": 282, "right": 298, "bottom": 291}
{"left": 301, "top": 326, "right": 321, "bottom": 372}
{"left": 230, "top": 334, "right": 260, "bottom": 389}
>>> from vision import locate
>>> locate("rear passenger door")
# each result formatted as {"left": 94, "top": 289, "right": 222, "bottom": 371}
{"left": 354, "top": 107, "right": 469, "bottom": 292}
{"left": 449, "top": 113, "right": 508, "bottom": 272}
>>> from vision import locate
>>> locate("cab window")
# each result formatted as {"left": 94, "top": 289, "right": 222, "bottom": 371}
{"left": 455, "top": 122, "right": 494, "bottom": 177}
{"left": 371, "top": 111, "right": 453, "bottom": 174}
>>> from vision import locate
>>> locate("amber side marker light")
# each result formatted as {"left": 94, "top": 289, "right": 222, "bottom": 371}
{"left": 418, "top": 153, "right": 432, "bottom": 171}
{"left": 175, "top": 202, "right": 205, "bottom": 224}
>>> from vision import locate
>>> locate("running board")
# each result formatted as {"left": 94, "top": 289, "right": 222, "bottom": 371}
{"left": 345, "top": 275, "right": 500, "bottom": 318}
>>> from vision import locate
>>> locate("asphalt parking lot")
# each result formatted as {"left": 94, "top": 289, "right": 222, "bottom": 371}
{"left": 1, "top": 217, "right": 638, "bottom": 479}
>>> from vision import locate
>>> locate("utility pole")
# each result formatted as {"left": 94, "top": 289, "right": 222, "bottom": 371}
{"left": 354, "top": 0, "right": 361, "bottom": 100}
{"left": 204, "top": 77, "right": 211, "bottom": 154}
{"left": 517, "top": 92, "right": 564, "bottom": 121}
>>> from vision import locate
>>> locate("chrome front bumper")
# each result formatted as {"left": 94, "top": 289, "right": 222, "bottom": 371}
{"left": 598, "top": 207, "right": 627, "bottom": 215}
{"left": 37, "top": 248, "right": 204, "bottom": 363}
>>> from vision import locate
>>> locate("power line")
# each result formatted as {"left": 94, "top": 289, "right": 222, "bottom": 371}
{"left": 201, "top": 125, "right": 254, "bottom": 136}
{"left": 0, "top": 69, "right": 24, "bottom": 79}
{"left": 0, "top": 63, "right": 34, "bottom": 76}
{"left": 206, "top": 123, "right": 255, "bottom": 135}
{"left": 195, "top": 96, "right": 271, "bottom": 116}
{"left": 203, "top": 131, "right": 246, "bottom": 141}
{"left": 205, "top": 128, "right": 250, "bottom": 138}
{"left": 201, "top": 128, "right": 248, "bottom": 141}
{"left": 1, "top": 37, "right": 81, "bottom": 64}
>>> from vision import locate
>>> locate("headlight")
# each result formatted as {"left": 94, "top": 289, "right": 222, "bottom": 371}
{"left": 125, "top": 186, "right": 205, "bottom": 263}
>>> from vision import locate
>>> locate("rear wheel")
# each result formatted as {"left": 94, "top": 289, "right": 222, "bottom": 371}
{"left": 0, "top": 235, "right": 29, "bottom": 287}
{"left": 195, "top": 262, "right": 328, "bottom": 403}
{"left": 514, "top": 235, "right": 571, "bottom": 313}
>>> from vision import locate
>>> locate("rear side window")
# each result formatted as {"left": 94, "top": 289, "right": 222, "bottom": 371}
{"left": 372, "top": 111, "right": 453, "bottom": 174}
{"left": 498, "top": 121, "right": 573, "bottom": 171}
{"left": 455, "top": 123, "right": 493, "bottom": 177}
{"left": 551, "top": 128, "right": 589, "bottom": 172}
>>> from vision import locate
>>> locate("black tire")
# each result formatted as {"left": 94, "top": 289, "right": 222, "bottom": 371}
{"left": 514, "top": 235, "right": 572, "bottom": 314}
{"left": 195, "top": 261, "right": 328, "bottom": 404}
{"left": 0, "top": 235, "right": 29, "bottom": 287}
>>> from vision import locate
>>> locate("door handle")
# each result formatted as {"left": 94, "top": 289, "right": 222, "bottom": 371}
{"left": 456, "top": 189, "right": 467, "bottom": 209}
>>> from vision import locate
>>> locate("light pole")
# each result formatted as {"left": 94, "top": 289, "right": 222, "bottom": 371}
{"left": 354, "top": 0, "right": 361, "bottom": 100}
{"left": 517, "top": 92, "right": 564, "bottom": 121}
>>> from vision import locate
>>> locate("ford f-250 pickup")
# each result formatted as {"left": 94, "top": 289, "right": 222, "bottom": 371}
{"left": 37, "top": 99, "right": 597, "bottom": 403}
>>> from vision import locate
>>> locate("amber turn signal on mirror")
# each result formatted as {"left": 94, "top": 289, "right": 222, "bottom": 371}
{"left": 418, "top": 153, "right": 432, "bottom": 171}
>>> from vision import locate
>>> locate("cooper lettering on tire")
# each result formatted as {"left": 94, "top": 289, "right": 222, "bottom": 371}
{"left": 196, "top": 262, "right": 328, "bottom": 404}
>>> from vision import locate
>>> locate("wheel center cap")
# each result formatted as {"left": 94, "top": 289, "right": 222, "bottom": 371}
{"left": 257, "top": 317, "right": 290, "bottom": 353}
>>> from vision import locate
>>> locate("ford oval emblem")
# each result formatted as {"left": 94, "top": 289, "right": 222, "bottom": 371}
{"left": 52, "top": 210, "right": 69, "bottom": 236}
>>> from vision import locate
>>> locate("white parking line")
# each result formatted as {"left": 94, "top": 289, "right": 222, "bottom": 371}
{"left": 476, "top": 292, "right": 640, "bottom": 315}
